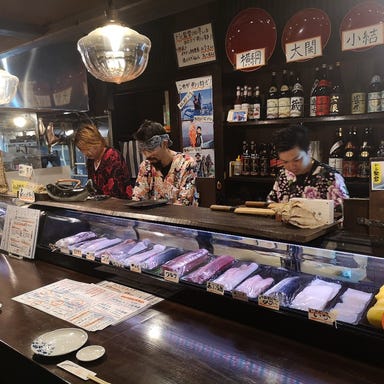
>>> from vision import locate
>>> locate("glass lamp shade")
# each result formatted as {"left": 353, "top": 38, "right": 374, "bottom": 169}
{"left": 0, "top": 69, "right": 19, "bottom": 105}
{"left": 77, "top": 23, "right": 151, "bottom": 84}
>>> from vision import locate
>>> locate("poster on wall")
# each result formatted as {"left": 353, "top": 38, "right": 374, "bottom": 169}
{"left": 176, "top": 75, "right": 215, "bottom": 178}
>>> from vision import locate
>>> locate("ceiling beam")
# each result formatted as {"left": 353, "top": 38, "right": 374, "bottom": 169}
{"left": 0, "top": 18, "right": 46, "bottom": 39}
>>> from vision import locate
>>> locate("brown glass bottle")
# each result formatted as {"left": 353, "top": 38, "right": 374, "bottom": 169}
{"left": 241, "top": 140, "right": 250, "bottom": 176}
{"left": 329, "top": 61, "right": 345, "bottom": 115}
{"left": 290, "top": 73, "right": 304, "bottom": 117}
{"left": 266, "top": 72, "right": 279, "bottom": 119}
{"left": 253, "top": 86, "right": 262, "bottom": 120}
{"left": 328, "top": 127, "right": 344, "bottom": 174}
{"left": 259, "top": 143, "right": 270, "bottom": 176}
{"left": 342, "top": 127, "right": 358, "bottom": 180}
{"left": 315, "top": 64, "right": 330, "bottom": 116}
{"left": 357, "top": 127, "right": 373, "bottom": 180}
{"left": 234, "top": 85, "right": 242, "bottom": 110}
{"left": 310, "top": 66, "right": 320, "bottom": 117}
{"left": 250, "top": 140, "right": 259, "bottom": 176}
{"left": 278, "top": 69, "right": 290, "bottom": 118}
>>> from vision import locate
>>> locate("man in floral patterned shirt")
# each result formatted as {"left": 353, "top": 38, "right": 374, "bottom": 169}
{"left": 267, "top": 125, "right": 349, "bottom": 207}
{"left": 132, "top": 120, "right": 198, "bottom": 206}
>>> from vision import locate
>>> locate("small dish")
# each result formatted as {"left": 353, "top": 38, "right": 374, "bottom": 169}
{"left": 31, "top": 328, "right": 88, "bottom": 357}
{"left": 76, "top": 345, "right": 106, "bottom": 362}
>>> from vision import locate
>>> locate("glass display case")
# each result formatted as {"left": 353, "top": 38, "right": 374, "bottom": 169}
{"left": 32, "top": 202, "right": 384, "bottom": 349}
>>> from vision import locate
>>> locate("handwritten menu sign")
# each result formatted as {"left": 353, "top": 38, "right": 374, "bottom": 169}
{"left": 342, "top": 23, "right": 384, "bottom": 51}
{"left": 174, "top": 23, "right": 216, "bottom": 67}
{"left": 285, "top": 36, "right": 322, "bottom": 63}
{"left": 0, "top": 205, "right": 40, "bottom": 259}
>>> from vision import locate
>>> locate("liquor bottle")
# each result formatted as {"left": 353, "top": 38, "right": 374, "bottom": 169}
{"left": 250, "top": 140, "right": 259, "bottom": 176}
{"left": 310, "top": 66, "right": 320, "bottom": 117}
{"left": 241, "top": 85, "right": 249, "bottom": 112}
{"left": 266, "top": 71, "right": 279, "bottom": 119}
{"left": 357, "top": 127, "right": 373, "bottom": 180}
{"left": 367, "top": 73, "right": 382, "bottom": 113}
{"left": 328, "top": 127, "right": 344, "bottom": 174}
{"left": 377, "top": 140, "right": 384, "bottom": 157}
{"left": 290, "top": 73, "right": 304, "bottom": 117}
{"left": 247, "top": 86, "right": 255, "bottom": 120}
{"left": 278, "top": 69, "right": 291, "bottom": 118}
{"left": 241, "top": 140, "right": 250, "bottom": 176}
{"left": 288, "top": 70, "right": 295, "bottom": 92}
{"left": 253, "top": 86, "right": 262, "bottom": 120}
{"left": 350, "top": 72, "right": 366, "bottom": 115}
{"left": 269, "top": 143, "right": 279, "bottom": 177}
{"left": 315, "top": 63, "right": 331, "bottom": 116}
{"left": 234, "top": 85, "right": 242, "bottom": 110}
{"left": 342, "top": 127, "right": 358, "bottom": 180}
{"left": 259, "top": 143, "right": 270, "bottom": 176}
{"left": 329, "top": 61, "right": 345, "bottom": 115}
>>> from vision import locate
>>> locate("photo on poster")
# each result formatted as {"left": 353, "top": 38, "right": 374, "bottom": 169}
{"left": 184, "top": 148, "right": 215, "bottom": 178}
{"left": 182, "top": 120, "right": 214, "bottom": 151}
{"left": 179, "top": 88, "right": 213, "bottom": 120}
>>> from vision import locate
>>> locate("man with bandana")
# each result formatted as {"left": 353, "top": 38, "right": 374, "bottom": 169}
{"left": 132, "top": 120, "right": 198, "bottom": 206}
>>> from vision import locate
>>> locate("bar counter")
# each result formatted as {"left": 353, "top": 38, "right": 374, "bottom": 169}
{"left": 31, "top": 198, "right": 338, "bottom": 244}
{"left": 1, "top": 253, "right": 384, "bottom": 384}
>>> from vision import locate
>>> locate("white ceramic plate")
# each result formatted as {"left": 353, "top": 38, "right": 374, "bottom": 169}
{"left": 76, "top": 345, "right": 106, "bottom": 362}
{"left": 31, "top": 328, "right": 88, "bottom": 357}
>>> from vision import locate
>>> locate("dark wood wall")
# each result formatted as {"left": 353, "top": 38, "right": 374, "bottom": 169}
{"left": 88, "top": 0, "right": 384, "bottom": 206}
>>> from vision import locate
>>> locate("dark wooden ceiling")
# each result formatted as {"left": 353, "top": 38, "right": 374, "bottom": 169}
{"left": 0, "top": 0, "right": 214, "bottom": 57}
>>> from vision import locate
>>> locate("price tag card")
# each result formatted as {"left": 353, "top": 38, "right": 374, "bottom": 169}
{"left": 18, "top": 164, "right": 33, "bottom": 178}
{"left": 163, "top": 270, "right": 179, "bottom": 283}
{"left": 18, "top": 187, "right": 35, "bottom": 203}
{"left": 258, "top": 295, "right": 280, "bottom": 311}
{"left": 232, "top": 290, "right": 248, "bottom": 302}
{"left": 72, "top": 249, "right": 83, "bottom": 257}
{"left": 86, "top": 252, "right": 95, "bottom": 261}
{"left": 206, "top": 281, "right": 225, "bottom": 295}
{"left": 130, "top": 263, "right": 142, "bottom": 273}
{"left": 308, "top": 308, "right": 336, "bottom": 325}
{"left": 60, "top": 247, "right": 70, "bottom": 255}
{"left": 100, "top": 254, "right": 110, "bottom": 264}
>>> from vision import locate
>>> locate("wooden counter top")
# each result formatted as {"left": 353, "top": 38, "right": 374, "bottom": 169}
{"left": 31, "top": 198, "right": 338, "bottom": 244}
{"left": 1, "top": 254, "right": 384, "bottom": 384}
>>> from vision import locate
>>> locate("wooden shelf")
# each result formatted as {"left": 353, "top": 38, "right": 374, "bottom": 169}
{"left": 225, "top": 112, "right": 384, "bottom": 127}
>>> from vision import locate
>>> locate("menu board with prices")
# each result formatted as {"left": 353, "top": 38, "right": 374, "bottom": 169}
{"left": 0, "top": 205, "right": 40, "bottom": 259}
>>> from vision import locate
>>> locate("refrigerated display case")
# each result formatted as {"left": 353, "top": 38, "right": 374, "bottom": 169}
{"left": 29, "top": 199, "right": 384, "bottom": 365}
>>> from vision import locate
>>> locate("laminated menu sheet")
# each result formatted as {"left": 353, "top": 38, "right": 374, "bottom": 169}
{"left": 12, "top": 278, "right": 163, "bottom": 331}
{"left": 0, "top": 205, "right": 40, "bottom": 259}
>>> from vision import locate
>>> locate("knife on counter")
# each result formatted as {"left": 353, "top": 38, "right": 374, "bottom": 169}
{"left": 210, "top": 201, "right": 269, "bottom": 212}
{"left": 57, "top": 360, "right": 111, "bottom": 384}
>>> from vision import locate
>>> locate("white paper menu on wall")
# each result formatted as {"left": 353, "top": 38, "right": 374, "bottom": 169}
{"left": 174, "top": 23, "right": 216, "bottom": 67}
{"left": 0, "top": 205, "right": 40, "bottom": 259}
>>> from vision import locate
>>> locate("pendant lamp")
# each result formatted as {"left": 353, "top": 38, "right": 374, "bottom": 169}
{"left": 77, "top": 1, "right": 151, "bottom": 84}
{"left": 0, "top": 69, "right": 19, "bottom": 105}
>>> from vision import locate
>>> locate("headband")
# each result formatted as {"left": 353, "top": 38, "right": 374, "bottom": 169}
{"left": 138, "top": 134, "right": 172, "bottom": 151}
